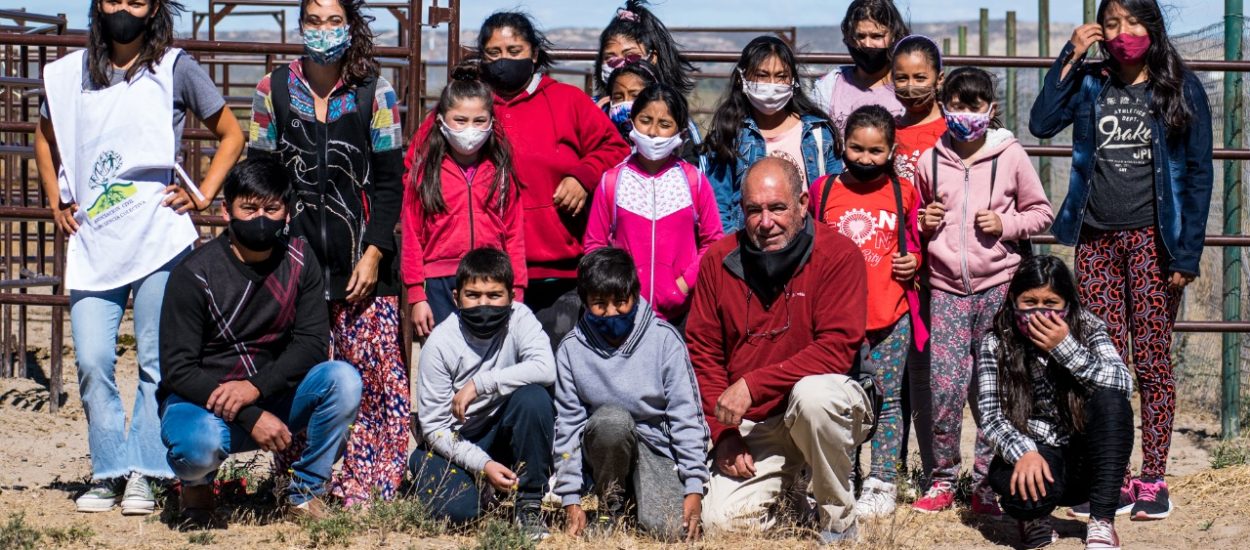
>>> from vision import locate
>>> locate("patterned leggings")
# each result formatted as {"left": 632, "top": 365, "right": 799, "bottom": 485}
{"left": 928, "top": 285, "right": 1006, "bottom": 487}
{"left": 863, "top": 315, "right": 912, "bottom": 483}
{"left": 329, "top": 296, "right": 411, "bottom": 505}
{"left": 1076, "top": 227, "right": 1182, "bottom": 479}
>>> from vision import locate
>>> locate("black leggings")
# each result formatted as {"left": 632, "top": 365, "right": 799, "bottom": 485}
{"left": 988, "top": 388, "right": 1134, "bottom": 521}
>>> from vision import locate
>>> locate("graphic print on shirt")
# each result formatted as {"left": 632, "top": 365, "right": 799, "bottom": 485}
{"left": 85, "top": 151, "right": 139, "bottom": 223}
{"left": 615, "top": 167, "right": 693, "bottom": 221}
{"left": 1096, "top": 88, "right": 1152, "bottom": 172}
{"left": 834, "top": 207, "right": 898, "bottom": 266}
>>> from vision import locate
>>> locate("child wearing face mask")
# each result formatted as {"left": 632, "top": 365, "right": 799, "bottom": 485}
{"left": 409, "top": 248, "right": 556, "bottom": 539}
{"left": 402, "top": 62, "right": 527, "bottom": 337}
{"left": 812, "top": 0, "right": 910, "bottom": 137}
{"left": 704, "top": 36, "right": 840, "bottom": 234}
{"left": 808, "top": 105, "right": 925, "bottom": 517}
{"left": 553, "top": 247, "right": 710, "bottom": 542}
{"left": 913, "top": 67, "right": 1054, "bottom": 516}
{"left": 584, "top": 83, "right": 724, "bottom": 325}
{"left": 603, "top": 61, "right": 659, "bottom": 141}
{"left": 977, "top": 255, "right": 1133, "bottom": 550}
{"left": 1029, "top": 0, "right": 1214, "bottom": 521}
{"left": 890, "top": 35, "right": 948, "bottom": 182}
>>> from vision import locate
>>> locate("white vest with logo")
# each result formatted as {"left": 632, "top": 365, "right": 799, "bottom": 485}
{"left": 43, "top": 48, "right": 199, "bottom": 291}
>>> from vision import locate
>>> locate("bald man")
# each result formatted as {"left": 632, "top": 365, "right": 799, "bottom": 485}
{"left": 685, "top": 157, "right": 872, "bottom": 542}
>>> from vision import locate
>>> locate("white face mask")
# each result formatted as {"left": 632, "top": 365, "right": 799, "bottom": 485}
{"left": 629, "top": 128, "right": 684, "bottom": 161}
{"left": 600, "top": 63, "right": 616, "bottom": 87}
{"left": 438, "top": 117, "right": 492, "bottom": 156}
{"left": 740, "top": 71, "right": 795, "bottom": 116}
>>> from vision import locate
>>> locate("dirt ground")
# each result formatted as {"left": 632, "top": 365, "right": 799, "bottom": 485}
{"left": 2, "top": 331, "right": 1249, "bottom": 549}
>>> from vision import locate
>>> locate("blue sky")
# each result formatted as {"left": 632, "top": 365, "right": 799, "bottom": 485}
{"left": 13, "top": 0, "right": 1214, "bottom": 34}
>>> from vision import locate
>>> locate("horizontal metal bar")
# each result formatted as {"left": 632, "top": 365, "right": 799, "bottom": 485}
{"left": 0, "top": 276, "right": 59, "bottom": 290}
{"left": 547, "top": 48, "right": 1250, "bottom": 72}
{"left": 0, "top": 10, "right": 66, "bottom": 26}
{"left": 0, "top": 206, "right": 227, "bottom": 226}
{"left": 0, "top": 33, "right": 409, "bottom": 57}
{"left": 1174, "top": 321, "right": 1250, "bottom": 332}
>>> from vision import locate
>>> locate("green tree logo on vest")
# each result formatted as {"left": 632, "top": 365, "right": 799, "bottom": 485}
{"left": 86, "top": 151, "right": 137, "bottom": 219}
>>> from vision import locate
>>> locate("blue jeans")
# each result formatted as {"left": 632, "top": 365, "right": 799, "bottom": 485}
{"left": 69, "top": 249, "right": 188, "bottom": 480}
{"left": 408, "top": 384, "right": 555, "bottom": 523}
{"left": 160, "top": 360, "right": 362, "bottom": 505}
{"left": 425, "top": 276, "right": 458, "bottom": 326}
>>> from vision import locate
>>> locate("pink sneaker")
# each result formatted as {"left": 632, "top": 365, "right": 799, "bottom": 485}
{"left": 912, "top": 481, "right": 956, "bottom": 513}
{"left": 971, "top": 484, "right": 1003, "bottom": 517}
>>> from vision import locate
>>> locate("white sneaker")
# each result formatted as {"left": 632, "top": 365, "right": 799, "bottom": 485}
{"left": 75, "top": 479, "right": 121, "bottom": 513}
{"left": 120, "top": 473, "right": 156, "bottom": 516}
{"left": 855, "top": 477, "right": 898, "bottom": 518}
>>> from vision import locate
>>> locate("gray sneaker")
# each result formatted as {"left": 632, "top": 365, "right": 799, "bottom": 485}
{"left": 515, "top": 500, "right": 550, "bottom": 541}
{"left": 819, "top": 522, "right": 859, "bottom": 545}
{"left": 120, "top": 473, "right": 156, "bottom": 516}
{"left": 76, "top": 479, "right": 121, "bottom": 513}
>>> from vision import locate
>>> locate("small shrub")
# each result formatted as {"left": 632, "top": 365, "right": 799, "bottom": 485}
{"left": 304, "top": 511, "right": 359, "bottom": 548}
{"left": 187, "top": 531, "right": 217, "bottom": 545}
{"left": 43, "top": 525, "right": 93, "bottom": 545}
{"left": 1210, "top": 441, "right": 1250, "bottom": 469}
{"left": 467, "top": 519, "right": 535, "bottom": 550}
{"left": 0, "top": 514, "right": 42, "bottom": 550}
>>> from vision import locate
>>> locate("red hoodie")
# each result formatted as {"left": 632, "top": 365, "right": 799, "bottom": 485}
{"left": 404, "top": 75, "right": 630, "bottom": 279}
{"left": 685, "top": 221, "right": 868, "bottom": 445}
{"left": 400, "top": 156, "right": 526, "bottom": 303}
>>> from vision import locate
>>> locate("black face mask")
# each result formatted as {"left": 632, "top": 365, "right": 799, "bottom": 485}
{"left": 229, "top": 216, "right": 287, "bottom": 252}
{"left": 738, "top": 219, "right": 813, "bottom": 306}
{"left": 845, "top": 160, "right": 890, "bottom": 183}
{"left": 484, "top": 58, "right": 535, "bottom": 93}
{"left": 101, "top": 10, "right": 147, "bottom": 45}
{"left": 848, "top": 45, "right": 890, "bottom": 74}
{"left": 459, "top": 304, "right": 512, "bottom": 339}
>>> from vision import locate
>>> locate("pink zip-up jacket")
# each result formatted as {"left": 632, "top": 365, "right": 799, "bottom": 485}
{"left": 915, "top": 129, "right": 1055, "bottom": 296}
{"left": 583, "top": 156, "right": 724, "bottom": 321}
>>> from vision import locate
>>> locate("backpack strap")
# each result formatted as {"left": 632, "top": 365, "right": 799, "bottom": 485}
{"left": 814, "top": 127, "right": 826, "bottom": 176}
{"left": 679, "top": 160, "right": 701, "bottom": 227}
{"left": 987, "top": 156, "right": 999, "bottom": 209}
{"left": 269, "top": 65, "right": 293, "bottom": 145}
{"left": 890, "top": 174, "right": 907, "bottom": 255}
{"left": 817, "top": 174, "right": 837, "bottom": 223}
{"left": 355, "top": 76, "right": 379, "bottom": 149}
{"left": 930, "top": 148, "right": 939, "bottom": 202}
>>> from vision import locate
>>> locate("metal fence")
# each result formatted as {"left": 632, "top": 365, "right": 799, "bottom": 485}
{"left": 0, "top": 0, "right": 1245, "bottom": 438}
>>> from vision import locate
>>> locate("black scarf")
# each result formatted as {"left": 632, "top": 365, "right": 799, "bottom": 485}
{"left": 738, "top": 218, "right": 813, "bottom": 307}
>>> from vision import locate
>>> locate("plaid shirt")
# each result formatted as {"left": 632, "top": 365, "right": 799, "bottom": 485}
{"left": 976, "top": 312, "right": 1133, "bottom": 463}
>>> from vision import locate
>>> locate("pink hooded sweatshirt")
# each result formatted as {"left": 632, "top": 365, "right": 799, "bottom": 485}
{"left": 583, "top": 156, "right": 724, "bottom": 321}
{"left": 914, "top": 129, "right": 1055, "bottom": 296}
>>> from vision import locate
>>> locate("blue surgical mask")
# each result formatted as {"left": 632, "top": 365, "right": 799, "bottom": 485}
{"left": 303, "top": 25, "right": 351, "bottom": 65}
{"left": 584, "top": 306, "right": 638, "bottom": 342}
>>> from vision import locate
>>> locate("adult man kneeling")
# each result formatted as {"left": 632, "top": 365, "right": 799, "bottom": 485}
{"left": 686, "top": 157, "right": 874, "bottom": 543}
{"left": 158, "top": 158, "right": 362, "bottom": 525}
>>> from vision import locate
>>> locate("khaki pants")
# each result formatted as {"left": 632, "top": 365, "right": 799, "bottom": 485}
{"left": 702, "top": 374, "right": 873, "bottom": 534}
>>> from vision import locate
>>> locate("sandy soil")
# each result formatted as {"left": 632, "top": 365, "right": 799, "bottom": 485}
{"left": 1, "top": 341, "right": 1248, "bottom": 549}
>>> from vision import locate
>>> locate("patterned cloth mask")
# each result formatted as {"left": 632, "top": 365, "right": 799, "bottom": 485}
{"left": 303, "top": 25, "right": 352, "bottom": 65}
{"left": 944, "top": 105, "right": 994, "bottom": 142}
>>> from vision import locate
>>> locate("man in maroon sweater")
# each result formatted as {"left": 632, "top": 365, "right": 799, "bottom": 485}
{"left": 687, "top": 158, "right": 872, "bottom": 543}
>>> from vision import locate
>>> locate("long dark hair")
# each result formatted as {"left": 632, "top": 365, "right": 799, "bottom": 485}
{"left": 478, "top": 11, "right": 555, "bottom": 73}
{"left": 87, "top": 0, "right": 185, "bottom": 88}
{"left": 840, "top": 0, "right": 911, "bottom": 50}
{"left": 989, "top": 256, "right": 1091, "bottom": 435}
{"left": 412, "top": 61, "right": 516, "bottom": 216}
{"left": 703, "top": 36, "right": 829, "bottom": 163}
{"left": 940, "top": 67, "right": 1004, "bottom": 129}
{"left": 594, "top": 0, "right": 696, "bottom": 96}
{"left": 299, "top": 0, "right": 380, "bottom": 86}
{"left": 631, "top": 82, "right": 691, "bottom": 134}
{"left": 1096, "top": 0, "right": 1193, "bottom": 136}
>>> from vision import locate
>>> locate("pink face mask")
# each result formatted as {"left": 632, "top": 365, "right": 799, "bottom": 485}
{"left": 1105, "top": 33, "right": 1151, "bottom": 64}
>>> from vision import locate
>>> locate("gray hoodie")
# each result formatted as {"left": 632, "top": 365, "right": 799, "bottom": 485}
{"left": 416, "top": 302, "right": 555, "bottom": 473}
{"left": 552, "top": 300, "right": 710, "bottom": 506}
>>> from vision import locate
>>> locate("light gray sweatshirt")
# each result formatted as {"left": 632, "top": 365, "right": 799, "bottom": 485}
{"left": 552, "top": 301, "right": 710, "bottom": 506}
{"left": 416, "top": 302, "right": 555, "bottom": 473}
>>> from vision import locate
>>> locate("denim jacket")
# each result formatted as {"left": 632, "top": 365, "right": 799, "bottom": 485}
{"left": 1029, "top": 41, "right": 1214, "bottom": 275}
{"left": 706, "top": 114, "right": 842, "bottom": 234}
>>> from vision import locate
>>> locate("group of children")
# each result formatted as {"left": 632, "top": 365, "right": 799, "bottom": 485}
{"left": 37, "top": 0, "right": 1213, "bottom": 549}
